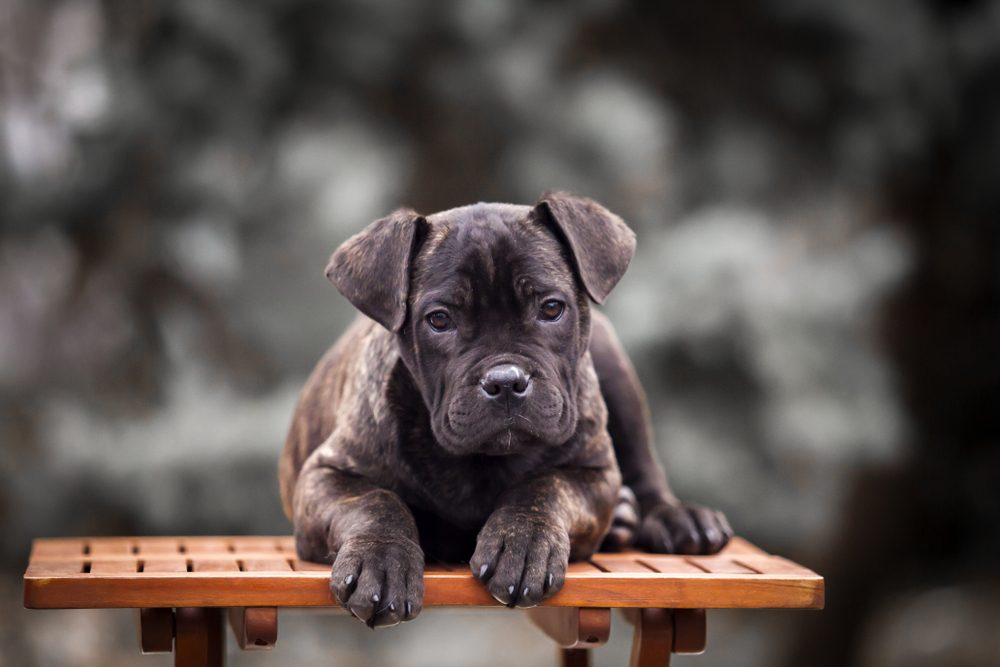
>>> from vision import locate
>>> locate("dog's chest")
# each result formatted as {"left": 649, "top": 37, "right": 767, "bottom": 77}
{"left": 397, "top": 446, "right": 546, "bottom": 530}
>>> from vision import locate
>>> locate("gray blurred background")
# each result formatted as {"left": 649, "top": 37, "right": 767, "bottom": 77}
{"left": 2, "top": 0, "right": 999, "bottom": 665}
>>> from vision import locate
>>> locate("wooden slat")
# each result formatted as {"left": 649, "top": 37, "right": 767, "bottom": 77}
{"left": 90, "top": 539, "right": 133, "bottom": 557}
{"left": 635, "top": 557, "right": 710, "bottom": 575}
{"left": 24, "top": 568, "right": 824, "bottom": 609}
{"left": 291, "top": 559, "right": 328, "bottom": 572}
{"left": 182, "top": 539, "right": 231, "bottom": 554}
{"left": 23, "top": 536, "right": 825, "bottom": 611}
{"left": 135, "top": 539, "right": 183, "bottom": 555}
{"left": 567, "top": 561, "right": 604, "bottom": 574}
{"left": 231, "top": 538, "right": 282, "bottom": 553}
{"left": 31, "top": 550, "right": 301, "bottom": 563}
{"left": 142, "top": 559, "right": 188, "bottom": 573}
{"left": 590, "top": 557, "right": 656, "bottom": 573}
{"left": 192, "top": 559, "right": 240, "bottom": 573}
{"left": 686, "top": 557, "right": 759, "bottom": 574}
{"left": 26, "top": 560, "right": 84, "bottom": 576}
{"left": 241, "top": 558, "right": 292, "bottom": 573}
{"left": 31, "top": 539, "right": 86, "bottom": 558}
{"left": 723, "top": 538, "right": 768, "bottom": 555}
{"left": 733, "top": 555, "right": 818, "bottom": 577}
{"left": 90, "top": 560, "right": 138, "bottom": 575}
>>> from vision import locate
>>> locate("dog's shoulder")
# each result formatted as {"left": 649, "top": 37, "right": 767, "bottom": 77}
{"left": 279, "top": 315, "right": 401, "bottom": 517}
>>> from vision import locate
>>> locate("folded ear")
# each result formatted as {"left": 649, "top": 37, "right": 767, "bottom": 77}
{"left": 535, "top": 192, "right": 637, "bottom": 304}
{"left": 325, "top": 209, "right": 426, "bottom": 332}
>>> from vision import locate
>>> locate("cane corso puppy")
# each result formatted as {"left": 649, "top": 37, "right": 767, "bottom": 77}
{"left": 279, "top": 192, "right": 732, "bottom": 627}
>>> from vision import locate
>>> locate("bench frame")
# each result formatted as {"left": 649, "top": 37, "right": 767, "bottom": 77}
{"left": 24, "top": 536, "right": 824, "bottom": 666}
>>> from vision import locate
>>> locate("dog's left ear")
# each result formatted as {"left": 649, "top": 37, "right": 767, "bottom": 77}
{"left": 535, "top": 192, "right": 637, "bottom": 304}
{"left": 325, "top": 209, "right": 427, "bottom": 332}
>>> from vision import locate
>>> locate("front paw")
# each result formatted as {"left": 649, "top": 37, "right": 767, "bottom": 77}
{"left": 470, "top": 510, "right": 570, "bottom": 608}
{"left": 329, "top": 534, "right": 424, "bottom": 628}
{"left": 637, "top": 502, "right": 733, "bottom": 555}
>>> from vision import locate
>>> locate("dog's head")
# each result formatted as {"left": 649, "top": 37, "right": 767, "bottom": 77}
{"left": 325, "top": 192, "right": 635, "bottom": 456}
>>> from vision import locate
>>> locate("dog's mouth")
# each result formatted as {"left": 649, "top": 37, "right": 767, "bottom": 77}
{"left": 477, "top": 417, "right": 543, "bottom": 456}
{"left": 436, "top": 411, "right": 536, "bottom": 456}
{"left": 475, "top": 425, "right": 535, "bottom": 456}
{"left": 436, "top": 394, "right": 573, "bottom": 457}
{"left": 430, "top": 371, "right": 576, "bottom": 456}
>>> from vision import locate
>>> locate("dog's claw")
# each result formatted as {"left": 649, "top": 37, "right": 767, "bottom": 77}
{"left": 329, "top": 535, "right": 424, "bottom": 627}
{"left": 471, "top": 509, "right": 569, "bottom": 609}
{"left": 637, "top": 502, "right": 733, "bottom": 555}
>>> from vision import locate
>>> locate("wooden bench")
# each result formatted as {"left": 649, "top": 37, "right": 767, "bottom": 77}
{"left": 23, "top": 535, "right": 823, "bottom": 666}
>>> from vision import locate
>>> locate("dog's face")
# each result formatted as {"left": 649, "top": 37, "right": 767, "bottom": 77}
{"left": 403, "top": 205, "right": 586, "bottom": 455}
{"left": 326, "top": 193, "right": 635, "bottom": 456}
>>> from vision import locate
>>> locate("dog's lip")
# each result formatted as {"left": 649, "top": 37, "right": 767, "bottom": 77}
{"left": 436, "top": 413, "right": 526, "bottom": 455}
{"left": 476, "top": 428, "right": 525, "bottom": 455}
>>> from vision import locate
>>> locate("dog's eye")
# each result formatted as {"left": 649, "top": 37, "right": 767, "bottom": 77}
{"left": 427, "top": 310, "right": 452, "bottom": 331}
{"left": 538, "top": 299, "right": 565, "bottom": 322}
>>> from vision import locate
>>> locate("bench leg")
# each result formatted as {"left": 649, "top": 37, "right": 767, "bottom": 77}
{"left": 228, "top": 607, "right": 278, "bottom": 650}
{"left": 628, "top": 608, "right": 673, "bottom": 667}
{"left": 622, "top": 607, "right": 707, "bottom": 666}
{"left": 137, "top": 608, "right": 175, "bottom": 654}
{"left": 560, "top": 647, "right": 591, "bottom": 667}
{"left": 175, "top": 608, "right": 225, "bottom": 667}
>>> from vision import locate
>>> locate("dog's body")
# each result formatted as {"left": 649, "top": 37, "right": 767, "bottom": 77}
{"left": 280, "top": 195, "right": 731, "bottom": 627}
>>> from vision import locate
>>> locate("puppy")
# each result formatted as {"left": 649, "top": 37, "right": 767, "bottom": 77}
{"left": 279, "top": 192, "right": 732, "bottom": 627}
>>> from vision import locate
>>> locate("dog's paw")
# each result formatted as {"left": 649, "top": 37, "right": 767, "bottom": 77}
{"left": 637, "top": 502, "right": 733, "bottom": 555}
{"left": 330, "top": 535, "right": 424, "bottom": 628}
{"left": 470, "top": 510, "right": 570, "bottom": 608}
{"left": 600, "top": 486, "right": 640, "bottom": 551}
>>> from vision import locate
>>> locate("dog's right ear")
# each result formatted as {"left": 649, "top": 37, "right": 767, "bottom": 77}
{"left": 325, "top": 209, "right": 427, "bottom": 332}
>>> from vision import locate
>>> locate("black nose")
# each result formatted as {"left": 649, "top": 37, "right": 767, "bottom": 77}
{"left": 480, "top": 364, "right": 531, "bottom": 401}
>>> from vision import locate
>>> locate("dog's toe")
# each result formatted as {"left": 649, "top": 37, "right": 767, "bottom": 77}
{"left": 638, "top": 503, "right": 733, "bottom": 555}
{"left": 600, "top": 486, "right": 640, "bottom": 551}
{"left": 471, "top": 510, "right": 569, "bottom": 608}
{"left": 329, "top": 535, "right": 424, "bottom": 627}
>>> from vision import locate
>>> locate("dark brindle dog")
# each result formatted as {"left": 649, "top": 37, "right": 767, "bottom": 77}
{"left": 279, "top": 192, "right": 732, "bottom": 627}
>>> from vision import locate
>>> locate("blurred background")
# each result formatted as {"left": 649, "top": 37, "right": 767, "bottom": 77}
{"left": 2, "top": 0, "right": 999, "bottom": 665}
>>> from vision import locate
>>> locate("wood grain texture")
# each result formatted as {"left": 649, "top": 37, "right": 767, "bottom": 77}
{"left": 228, "top": 607, "right": 277, "bottom": 650}
{"left": 137, "top": 608, "right": 174, "bottom": 654}
{"left": 671, "top": 608, "right": 707, "bottom": 655}
{"left": 560, "top": 648, "right": 591, "bottom": 667}
{"left": 628, "top": 608, "right": 673, "bottom": 667}
{"left": 175, "top": 607, "right": 224, "bottom": 667}
{"left": 23, "top": 536, "right": 824, "bottom": 611}
{"left": 526, "top": 607, "right": 611, "bottom": 648}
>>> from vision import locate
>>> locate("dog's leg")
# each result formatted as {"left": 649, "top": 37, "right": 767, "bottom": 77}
{"left": 589, "top": 311, "right": 733, "bottom": 555}
{"left": 293, "top": 442, "right": 424, "bottom": 627}
{"left": 470, "top": 465, "right": 619, "bottom": 608}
